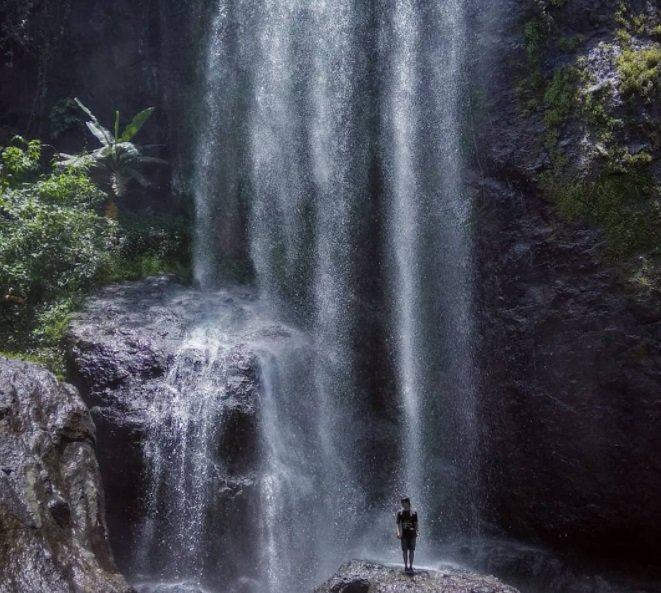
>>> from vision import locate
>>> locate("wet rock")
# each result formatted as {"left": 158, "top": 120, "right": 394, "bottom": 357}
{"left": 312, "top": 560, "right": 519, "bottom": 593}
{"left": 47, "top": 496, "right": 71, "bottom": 528}
{"left": 0, "top": 357, "right": 133, "bottom": 593}
{"left": 134, "top": 583, "right": 207, "bottom": 593}
{"left": 66, "top": 276, "right": 306, "bottom": 584}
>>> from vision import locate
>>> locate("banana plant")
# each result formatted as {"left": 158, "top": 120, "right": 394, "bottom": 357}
{"left": 57, "top": 98, "right": 166, "bottom": 201}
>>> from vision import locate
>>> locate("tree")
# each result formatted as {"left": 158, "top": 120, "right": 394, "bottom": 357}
{"left": 57, "top": 98, "right": 166, "bottom": 203}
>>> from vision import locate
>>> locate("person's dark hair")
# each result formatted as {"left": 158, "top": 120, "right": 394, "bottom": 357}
{"left": 401, "top": 497, "right": 410, "bottom": 504}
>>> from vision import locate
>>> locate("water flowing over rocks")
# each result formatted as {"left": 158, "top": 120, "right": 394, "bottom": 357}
{"left": 312, "top": 560, "right": 519, "bottom": 593}
{"left": 66, "top": 276, "right": 309, "bottom": 589}
{"left": 3, "top": 0, "right": 661, "bottom": 589}
{"left": 0, "top": 358, "right": 132, "bottom": 593}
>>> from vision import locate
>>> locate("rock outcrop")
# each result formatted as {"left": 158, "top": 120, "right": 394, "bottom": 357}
{"left": 312, "top": 560, "right": 519, "bottom": 593}
{"left": 0, "top": 357, "right": 132, "bottom": 593}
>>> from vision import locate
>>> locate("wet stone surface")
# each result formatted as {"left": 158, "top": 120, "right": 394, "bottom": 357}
{"left": 66, "top": 276, "right": 308, "bottom": 586}
{"left": 312, "top": 560, "right": 520, "bottom": 593}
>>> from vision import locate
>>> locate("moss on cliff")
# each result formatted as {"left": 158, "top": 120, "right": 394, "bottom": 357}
{"left": 518, "top": 0, "right": 661, "bottom": 285}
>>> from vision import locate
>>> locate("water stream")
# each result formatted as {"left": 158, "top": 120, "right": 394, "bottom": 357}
{"left": 140, "top": 2, "right": 477, "bottom": 592}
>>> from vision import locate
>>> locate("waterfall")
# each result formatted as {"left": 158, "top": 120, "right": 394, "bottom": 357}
{"left": 139, "top": 1, "right": 477, "bottom": 592}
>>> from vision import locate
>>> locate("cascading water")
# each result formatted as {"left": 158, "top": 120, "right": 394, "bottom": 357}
{"left": 138, "top": 1, "right": 477, "bottom": 592}
{"left": 381, "top": 0, "right": 477, "bottom": 534}
{"left": 135, "top": 326, "right": 233, "bottom": 583}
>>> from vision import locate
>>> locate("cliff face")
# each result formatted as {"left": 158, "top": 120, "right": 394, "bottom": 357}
{"left": 0, "top": 358, "right": 132, "bottom": 593}
{"left": 472, "top": 0, "right": 661, "bottom": 568}
{"left": 0, "top": 0, "right": 212, "bottom": 206}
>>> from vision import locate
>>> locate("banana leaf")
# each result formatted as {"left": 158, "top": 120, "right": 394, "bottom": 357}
{"left": 85, "top": 121, "right": 113, "bottom": 147}
{"left": 119, "top": 107, "right": 155, "bottom": 142}
{"left": 74, "top": 98, "right": 99, "bottom": 124}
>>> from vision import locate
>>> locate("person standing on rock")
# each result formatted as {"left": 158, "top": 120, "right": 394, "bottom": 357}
{"left": 396, "top": 496, "right": 418, "bottom": 573}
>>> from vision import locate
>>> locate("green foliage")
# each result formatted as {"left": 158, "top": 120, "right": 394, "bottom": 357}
{"left": 577, "top": 75, "right": 621, "bottom": 137}
{"left": 548, "top": 163, "right": 660, "bottom": 258}
{"left": 0, "top": 141, "right": 117, "bottom": 302}
{"left": 631, "top": 13, "right": 649, "bottom": 36}
{"left": 517, "top": 17, "right": 551, "bottom": 111}
{"left": 49, "top": 97, "right": 82, "bottom": 138}
{"left": 0, "top": 138, "right": 190, "bottom": 375}
{"left": 516, "top": 1, "right": 661, "bottom": 282}
{"left": 1, "top": 189, "right": 116, "bottom": 298}
{"left": 0, "top": 297, "right": 80, "bottom": 379}
{"left": 543, "top": 66, "right": 580, "bottom": 130}
{"left": 0, "top": 140, "right": 119, "bottom": 375}
{"left": 616, "top": 44, "right": 661, "bottom": 99}
{"left": 0, "top": 137, "right": 41, "bottom": 187}
{"left": 556, "top": 35, "right": 584, "bottom": 53}
{"left": 57, "top": 98, "right": 166, "bottom": 198}
{"left": 524, "top": 18, "right": 547, "bottom": 64}
{"left": 614, "top": 1, "right": 629, "bottom": 29}
{"left": 99, "top": 211, "right": 192, "bottom": 282}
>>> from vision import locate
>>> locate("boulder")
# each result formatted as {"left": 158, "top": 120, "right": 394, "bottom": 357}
{"left": 312, "top": 560, "right": 519, "bottom": 593}
{"left": 0, "top": 357, "right": 132, "bottom": 593}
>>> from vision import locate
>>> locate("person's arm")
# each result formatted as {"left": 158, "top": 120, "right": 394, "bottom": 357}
{"left": 413, "top": 513, "right": 419, "bottom": 536}
{"left": 395, "top": 512, "right": 401, "bottom": 538}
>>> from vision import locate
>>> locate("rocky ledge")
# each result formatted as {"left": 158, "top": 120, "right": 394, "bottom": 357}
{"left": 313, "top": 560, "right": 519, "bottom": 593}
{"left": 66, "top": 275, "right": 309, "bottom": 584}
{"left": 0, "top": 357, "right": 132, "bottom": 593}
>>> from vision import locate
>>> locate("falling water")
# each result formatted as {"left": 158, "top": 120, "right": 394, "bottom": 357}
{"left": 135, "top": 327, "right": 232, "bottom": 583}
{"left": 384, "top": 0, "right": 425, "bottom": 512}
{"left": 381, "top": 0, "right": 475, "bottom": 535}
{"left": 141, "top": 1, "right": 477, "bottom": 592}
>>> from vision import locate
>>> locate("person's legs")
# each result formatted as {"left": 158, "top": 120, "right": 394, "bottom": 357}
{"left": 401, "top": 538, "right": 408, "bottom": 570}
{"left": 408, "top": 537, "right": 416, "bottom": 571}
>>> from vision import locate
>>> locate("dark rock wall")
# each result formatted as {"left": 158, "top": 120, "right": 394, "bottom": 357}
{"left": 0, "top": 358, "right": 132, "bottom": 593}
{"left": 2, "top": 1, "right": 159, "bottom": 141}
{"left": 472, "top": 0, "right": 661, "bottom": 569}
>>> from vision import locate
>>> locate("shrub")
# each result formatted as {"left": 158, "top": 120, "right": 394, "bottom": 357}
{"left": 0, "top": 139, "right": 118, "bottom": 374}
{"left": 0, "top": 174, "right": 117, "bottom": 302}
{"left": 616, "top": 44, "right": 661, "bottom": 99}
{"left": 1, "top": 136, "right": 190, "bottom": 375}
{"left": 550, "top": 166, "right": 660, "bottom": 258}
{"left": 100, "top": 210, "right": 191, "bottom": 282}
{"left": 543, "top": 66, "right": 580, "bottom": 130}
